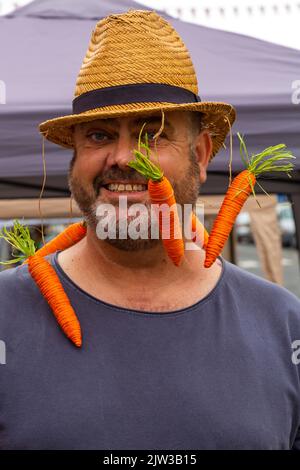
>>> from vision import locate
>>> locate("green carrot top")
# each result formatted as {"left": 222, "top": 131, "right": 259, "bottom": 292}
{"left": 0, "top": 220, "right": 36, "bottom": 265}
{"left": 231, "top": 133, "right": 296, "bottom": 205}
{"left": 237, "top": 133, "right": 295, "bottom": 178}
{"left": 127, "top": 122, "right": 163, "bottom": 181}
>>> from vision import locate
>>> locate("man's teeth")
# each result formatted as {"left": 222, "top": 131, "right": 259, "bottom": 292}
{"left": 106, "top": 183, "right": 147, "bottom": 192}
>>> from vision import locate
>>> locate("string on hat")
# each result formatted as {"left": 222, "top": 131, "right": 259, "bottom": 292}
{"left": 224, "top": 115, "right": 233, "bottom": 187}
{"left": 39, "top": 133, "right": 48, "bottom": 245}
{"left": 69, "top": 194, "right": 74, "bottom": 223}
{"left": 153, "top": 108, "right": 165, "bottom": 166}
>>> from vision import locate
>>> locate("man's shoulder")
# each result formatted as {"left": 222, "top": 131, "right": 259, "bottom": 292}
{"left": 0, "top": 264, "right": 38, "bottom": 321}
{"left": 0, "top": 260, "right": 57, "bottom": 344}
{"left": 0, "top": 263, "right": 32, "bottom": 291}
{"left": 222, "top": 258, "right": 300, "bottom": 323}
{"left": 0, "top": 252, "right": 54, "bottom": 292}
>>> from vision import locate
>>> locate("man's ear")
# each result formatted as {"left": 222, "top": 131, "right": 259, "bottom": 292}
{"left": 193, "top": 130, "right": 213, "bottom": 184}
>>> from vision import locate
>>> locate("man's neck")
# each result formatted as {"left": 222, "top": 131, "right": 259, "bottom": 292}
{"left": 56, "top": 228, "right": 223, "bottom": 312}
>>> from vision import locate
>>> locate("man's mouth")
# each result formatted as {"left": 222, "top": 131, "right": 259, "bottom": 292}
{"left": 102, "top": 183, "right": 148, "bottom": 193}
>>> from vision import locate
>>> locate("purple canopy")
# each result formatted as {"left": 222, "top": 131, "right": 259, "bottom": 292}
{"left": 0, "top": 0, "right": 299, "bottom": 207}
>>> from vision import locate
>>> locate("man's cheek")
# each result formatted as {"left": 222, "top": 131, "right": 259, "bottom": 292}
{"left": 73, "top": 162, "right": 97, "bottom": 185}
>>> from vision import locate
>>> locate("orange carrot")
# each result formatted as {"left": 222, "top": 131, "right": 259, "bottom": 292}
{"left": 204, "top": 170, "right": 255, "bottom": 268}
{"left": 24, "top": 221, "right": 86, "bottom": 262}
{"left": 127, "top": 129, "right": 184, "bottom": 266}
{"left": 28, "top": 253, "right": 82, "bottom": 347}
{"left": 22, "top": 222, "right": 86, "bottom": 345}
{"left": 0, "top": 221, "right": 82, "bottom": 347}
{"left": 148, "top": 177, "right": 184, "bottom": 266}
{"left": 191, "top": 212, "right": 209, "bottom": 249}
{"left": 204, "top": 135, "right": 295, "bottom": 268}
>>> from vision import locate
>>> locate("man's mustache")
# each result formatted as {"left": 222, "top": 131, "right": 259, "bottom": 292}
{"left": 93, "top": 168, "right": 148, "bottom": 195}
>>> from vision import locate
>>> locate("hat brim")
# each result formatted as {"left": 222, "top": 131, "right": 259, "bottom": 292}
{"left": 39, "top": 101, "right": 236, "bottom": 160}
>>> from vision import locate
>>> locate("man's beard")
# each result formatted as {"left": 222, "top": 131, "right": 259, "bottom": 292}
{"left": 68, "top": 146, "right": 201, "bottom": 251}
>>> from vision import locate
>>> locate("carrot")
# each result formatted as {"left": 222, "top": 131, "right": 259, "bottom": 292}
{"left": 28, "top": 253, "right": 82, "bottom": 347}
{"left": 23, "top": 221, "right": 86, "bottom": 262}
{"left": 148, "top": 177, "right": 184, "bottom": 266}
{"left": 191, "top": 212, "right": 209, "bottom": 249}
{"left": 0, "top": 220, "right": 82, "bottom": 347}
{"left": 204, "top": 134, "right": 295, "bottom": 268}
{"left": 127, "top": 127, "right": 184, "bottom": 266}
{"left": 204, "top": 169, "right": 256, "bottom": 268}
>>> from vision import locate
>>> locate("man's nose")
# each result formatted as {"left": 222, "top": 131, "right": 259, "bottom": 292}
{"left": 105, "top": 132, "right": 136, "bottom": 170}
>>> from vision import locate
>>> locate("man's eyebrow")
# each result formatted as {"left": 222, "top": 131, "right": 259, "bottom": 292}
{"left": 79, "top": 116, "right": 174, "bottom": 131}
{"left": 132, "top": 117, "right": 174, "bottom": 132}
{"left": 79, "top": 119, "right": 115, "bottom": 129}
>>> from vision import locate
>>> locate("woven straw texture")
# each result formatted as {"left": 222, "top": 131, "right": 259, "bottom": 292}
{"left": 39, "top": 9, "right": 236, "bottom": 160}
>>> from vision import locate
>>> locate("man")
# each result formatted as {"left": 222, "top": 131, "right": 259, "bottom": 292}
{"left": 0, "top": 10, "right": 299, "bottom": 450}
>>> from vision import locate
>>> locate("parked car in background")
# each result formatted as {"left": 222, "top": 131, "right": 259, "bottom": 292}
{"left": 235, "top": 211, "right": 253, "bottom": 244}
{"left": 277, "top": 202, "right": 297, "bottom": 248}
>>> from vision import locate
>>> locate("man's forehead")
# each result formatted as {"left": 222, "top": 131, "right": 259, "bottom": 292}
{"left": 77, "top": 112, "right": 180, "bottom": 130}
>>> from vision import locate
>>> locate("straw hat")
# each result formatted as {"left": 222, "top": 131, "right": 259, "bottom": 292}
{"left": 39, "top": 9, "right": 236, "bottom": 160}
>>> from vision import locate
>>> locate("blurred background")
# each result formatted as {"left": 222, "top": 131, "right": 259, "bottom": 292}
{"left": 0, "top": 0, "right": 299, "bottom": 297}
{"left": 2, "top": 0, "right": 299, "bottom": 48}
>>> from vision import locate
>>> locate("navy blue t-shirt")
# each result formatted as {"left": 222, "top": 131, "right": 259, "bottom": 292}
{"left": 0, "top": 252, "right": 299, "bottom": 450}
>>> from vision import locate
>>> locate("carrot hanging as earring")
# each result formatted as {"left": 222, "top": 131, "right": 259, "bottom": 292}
{"left": 191, "top": 212, "right": 209, "bottom": 249}
{"left": 204, "top": 133, "right": 295, "bottom": 268}
{"left": 127, "top": 125, "right": 184, "bottom": 266}
{"left": 0, "top": 220, "right": 82, "bottom": 347}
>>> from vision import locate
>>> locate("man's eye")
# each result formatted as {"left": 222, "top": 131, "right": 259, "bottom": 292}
{"left": 143, "top": 131, "right": 164, "bottom": 142}
{"left": 88, "top": 132, "right": 109, "bottom": 142}
{"left": 147, "top": 132, "right": 157, "bottom": 141}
